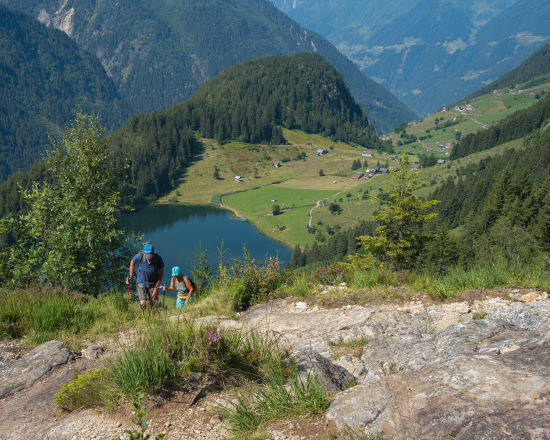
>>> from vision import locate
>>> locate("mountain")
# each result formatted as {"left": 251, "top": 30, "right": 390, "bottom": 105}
{"left": 0, "top": 0, "right": 416, "bottom": 133}
{"left": 468, "top": 42, "right": 550, "bottom": 99}
{"left": 0, "top": 5, "right": 126, "bottom": 181}
{"left": 271, "top": 0, "right": 550, "bottom": 116}
{"left": 0, "top": 53, "right": 383, "bottom": 213}
{"left": 111, "top": 53, "right": 383, "bottom": 206}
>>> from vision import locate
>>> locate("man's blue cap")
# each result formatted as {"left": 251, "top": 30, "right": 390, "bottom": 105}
{"left": 143, "top": 244, "right": 154, "bottom": 254}
{"left": 171, "top": 266, "right": 180, "bottom": 277}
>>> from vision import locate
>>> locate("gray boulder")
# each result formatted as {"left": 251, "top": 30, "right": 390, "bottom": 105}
{"left": 0, "top": 340, "right": 73, "bottom": 399}
{"left": 294, "top": 348, "right": 355, "bottom": 393}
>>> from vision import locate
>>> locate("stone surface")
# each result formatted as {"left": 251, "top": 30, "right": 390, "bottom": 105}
{"left": 1, "top": 290, "right": 548, "bottom": 439}
{"left": 327, "top": 302, "right": 550, "bottom": 439}
{"left": 81, "top": 345, "right": 104, "bottom": 360}
{"left": 0, "top": 340, "right": 72, "bottom": 399}
{"left": 520, "top": 291, "right": 540, "bottom": 302}
{"left": 294, "top": 348, "right": 355, "bottom": 393}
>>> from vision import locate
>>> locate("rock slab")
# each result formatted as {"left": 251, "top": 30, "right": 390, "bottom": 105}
{"left": 0, "top": 340, "right": 72, "bottom": 399}
{"left": 327, "top": 303, "right": 550, "bottom": 439}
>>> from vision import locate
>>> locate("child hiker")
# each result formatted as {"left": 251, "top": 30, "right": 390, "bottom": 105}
{"left": 161, "top": 266, "right": 194, "bottom": 308}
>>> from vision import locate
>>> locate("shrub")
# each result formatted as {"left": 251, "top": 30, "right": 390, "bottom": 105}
{"left": 54, "top": 368, "right": 117, "bottom": 411}
{"left": 118, "top": 393, "right": 165, "bottom": 440}
{"left": 232, "top": 255, "right": 282, "bottom": 310}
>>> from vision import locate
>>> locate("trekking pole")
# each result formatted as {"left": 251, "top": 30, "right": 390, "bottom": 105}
{"left": 127, "top": 279, "right": 130, "bottom": 301}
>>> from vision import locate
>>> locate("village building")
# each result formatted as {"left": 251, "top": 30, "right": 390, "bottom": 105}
{"left": 352, "top": 172, "right": 364, "bottom": 179}
{"left": 367, "top": 165, "right": 380, "bottom": 174}
{"left": 362, "top": 151, "right": 374, "bottom": 158}
{"left": 234, "top": 175, "right": 243, "bottom": 182}
{"left": 314, "top": 148, "right": 328, "bottom": 156}
{"left": 272, "top": 162, "right": 281, "bottom": 168}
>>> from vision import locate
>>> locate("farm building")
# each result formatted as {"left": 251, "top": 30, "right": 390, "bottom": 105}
{"left": 314, "top": 149, "right": 328, "bottom": 156}
{"left": 234, "top": 176, "right": 243, "bottom": 182}
{"left": 352, "top": 172, "right": 364, "bottom": 179}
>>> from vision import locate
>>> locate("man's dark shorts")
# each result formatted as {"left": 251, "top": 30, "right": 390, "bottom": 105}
{"left": 137, "top": 283, "right": 158, "bottom": 303}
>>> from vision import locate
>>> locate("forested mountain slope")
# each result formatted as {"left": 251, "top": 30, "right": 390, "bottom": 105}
{"left": 451, "top": 93, "right": 550, "bottom": 159}
{"left": 0, "top": 5, "right": 126, "bottom": 181}
{"left": 0, "top": 53, "right": 382, "bottom": 213}
{"left": 0, "top": 0, "right": 416, "bottom": 133}
{"left": 111, "top": 54, "right": 383, "bottom": 206}
{"left": 271, "top": 0, "right": 550, "bottom": 115}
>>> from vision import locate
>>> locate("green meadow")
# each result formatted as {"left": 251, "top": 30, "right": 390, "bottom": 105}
{"left": 153, "top": 80, "right": 542, "bottom": 249}
{"left": 222, "top": 185, "right": 340, "bottom": 246}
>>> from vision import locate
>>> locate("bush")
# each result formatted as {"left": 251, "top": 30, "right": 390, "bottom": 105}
{"left": 54, "top": 368, "right": 117, "bottom": 411}
{"left": 232, "top": 255, "right": 282, "bottom": 310}
{"left": 329, "top": 203, "right": 341, "bottom": 214}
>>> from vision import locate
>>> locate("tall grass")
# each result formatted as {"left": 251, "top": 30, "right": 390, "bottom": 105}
{"left": 217, "top": 367, "right": 331, "bottom": 435}
{"left": 412, "top": 262, "right": 550, "bottom": 300}
{"left": 0, "top": 287, "right": 139, "bottom": 344}
{"left": 57, "top": 318, "right": 292, "bottom": 406}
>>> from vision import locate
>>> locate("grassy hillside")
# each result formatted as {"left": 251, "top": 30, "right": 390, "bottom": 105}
{"left": 385, "top": 77, "right": 549, "bottom": 160}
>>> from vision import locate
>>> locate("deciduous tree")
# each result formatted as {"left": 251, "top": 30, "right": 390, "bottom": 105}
{"left": 0, "top": 114, "right": 134, "bottom": 294}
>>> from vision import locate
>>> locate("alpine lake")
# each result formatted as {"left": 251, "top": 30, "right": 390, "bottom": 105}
{"left": 121, "top": 204, "right": 291, "bottom": 296}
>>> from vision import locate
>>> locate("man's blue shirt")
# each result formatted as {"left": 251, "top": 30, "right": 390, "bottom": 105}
{"left": 133, "top": 253, "right": 164, "bottom": 286}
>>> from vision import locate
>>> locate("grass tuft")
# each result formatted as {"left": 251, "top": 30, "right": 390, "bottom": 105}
{"left": 217, "top": 367, "right": 331, "bottom": 435}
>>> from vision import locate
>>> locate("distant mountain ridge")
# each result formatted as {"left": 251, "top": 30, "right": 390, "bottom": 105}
{"left": 0, "top": 5, "right": 126, "bottom": 181}
{"left": 271, "top": 0, "right": 550, "bottom": 115}
{"left": 467, "top": 42, "right": 550, "bottom": 100}
{"left": 0, "top": 0, "right": 417, "bottom": 133}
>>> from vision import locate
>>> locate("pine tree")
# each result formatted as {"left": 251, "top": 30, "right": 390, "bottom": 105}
{"left": 346, "top": 154, "right": 439, "bottom": 270}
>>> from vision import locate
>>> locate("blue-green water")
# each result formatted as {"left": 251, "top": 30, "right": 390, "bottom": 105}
{"left": 121, "top": 204, "right": 291, "bottom": 290}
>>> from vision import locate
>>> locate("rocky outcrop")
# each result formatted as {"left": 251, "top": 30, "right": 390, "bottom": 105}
{"left": 327, "top": 301, "right": 550, "bottom": 439}
{"left": 238, "top": 291, "right": 550, "bottom": 439}
{"left": 0, "top": 340, "right": 72, "bottom": 399}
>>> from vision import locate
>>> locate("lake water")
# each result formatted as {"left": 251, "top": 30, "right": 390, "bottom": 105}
{"left": 121, "top": 204, "right": 291, "bottom": 291}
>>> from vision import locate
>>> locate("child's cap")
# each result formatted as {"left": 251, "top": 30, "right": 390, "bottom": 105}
{"left": 171, "top": 266, "right": 180, "bottom": 277}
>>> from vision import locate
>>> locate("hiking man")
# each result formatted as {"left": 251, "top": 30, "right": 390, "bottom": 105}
{"left": 126, "top": 244, "right": 164, "bottom": 314}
